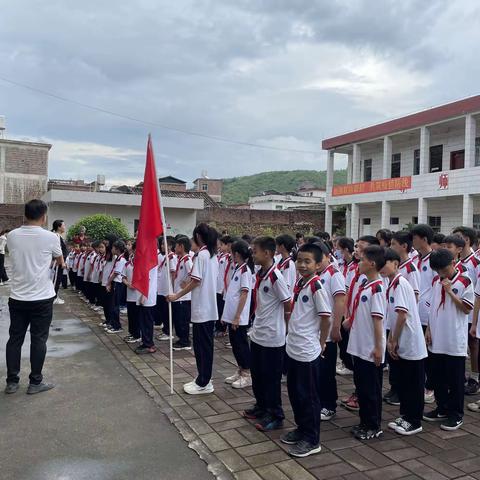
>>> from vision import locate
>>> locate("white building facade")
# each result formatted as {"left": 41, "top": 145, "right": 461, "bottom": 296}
{"left": 323, "top": 96, "right": 480, "bottom": 238}
{"left": 249, "top": 191, "right": 325, "bottom": 211}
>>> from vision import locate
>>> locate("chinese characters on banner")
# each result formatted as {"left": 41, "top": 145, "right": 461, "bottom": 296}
{"left": 332, "top": 176, "right": 412, "bottom": 197}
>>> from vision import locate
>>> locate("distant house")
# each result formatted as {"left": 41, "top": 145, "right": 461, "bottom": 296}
{"left": 248, "top": 187, "right": 326, "bottom": 211}
{"left": 192, "top": 176, "right": 223, "bottom": 202}
{"left": 158, "top": 176, "right": 187, "bottom": 191}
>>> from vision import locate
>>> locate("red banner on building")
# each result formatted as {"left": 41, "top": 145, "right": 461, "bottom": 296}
{"left": 332, "top": 176, "right": 412, "bottom": 196}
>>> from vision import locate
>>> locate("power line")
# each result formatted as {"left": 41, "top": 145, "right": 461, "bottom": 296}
{"left": 0, "top": 75, "right": 322, "bottom": 155}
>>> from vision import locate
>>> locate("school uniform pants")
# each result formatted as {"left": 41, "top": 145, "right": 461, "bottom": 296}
{"left": 250, "top": 340, "right": 284, "bottom": 420}
{"left": 156, "top": 295, "right": 169, "bottom": 333}
{"left": 6, "top": 297, "right": 54, "bottom": 385}
{"left": 76, "top": 276, "right": 84, "bottom": 294}
{"left": 353, "top": 356, "right": 383, "bottom": 430}
{"left": 172, "top": 300, "right": 191, "bottom": 346}
{"left": 338, "top": 323, "right": 354, "bottom": 371}
{"left": 138, "top": 305, "right": 155, "bottom": 348}
{"left": 0, "top": 252, "right": 8, "bottom": 282}
{"left": 397, "top": 357, "right": 425, "bottom": 428}
{"left": 215, "top": 293, "right": 226, "bottom": 333}
{"left": 228, "top": 324, "right": 250, "bottom": 370}
{"left": 127, "top": 301, "right": 141, "bottom": 339}
{"left": 385, "top": 330, "right": 400, "bottom": 393}
{"left": 320, "top": 342, "right": 338, "bottom": 411}
{"left": 110, "top": 281, "right": 123, "bottom": 330}
{"left": 430, "top": 353, "right": 465, "bottom": 421}
{"left": 97, "top": 285, "right": 106, "bottom": 309}
{"left": 61, "top": 272, "right": 68, "bottom": 289}
{"left": 103, "top": 287, "right": 115, "bottom": 326}
{"left": 192, "top": 321, "right": 215, "bottom": 387}
{"left": 287, "top": 354, "right": 321, "bottom": 445}
{"left": 68, "top": 270, "right": 76, "bottom": 288}
{"left": 421, "top": 325, "right": 434, "bottom": 391}
{"left": 54, "top": 265, "right": 63, "bottom": 295}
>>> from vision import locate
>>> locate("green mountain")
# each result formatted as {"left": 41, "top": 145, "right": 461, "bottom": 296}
{"left": 222, "top": 169, "right": 347, "bottom": 205}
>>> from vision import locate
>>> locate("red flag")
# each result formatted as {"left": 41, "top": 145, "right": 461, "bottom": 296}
{"left": 132, "top": 135, "right": 163, "bottom": 296}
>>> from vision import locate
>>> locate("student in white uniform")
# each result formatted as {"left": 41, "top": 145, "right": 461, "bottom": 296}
{"left": 216, "top": 235, "right": 235, "bottom": 336}
{"left": 281, "top": 243, "right": 331, "bottom": 458}
{"left": 91, "top": 241, "right": 105, "bottom": 312}
{"left": 122, "top": 242, "right": 141, "bottom": 344}
{"left": 380, "top": 249, "right": 427, "bottom": 436}
{"left": 343, "top": 245, "right": 386, "bottom": 440}
{"left": 243, "top": 236, "right": 292, "bottom": 432}
{"left": 376, "top": 229, "right": 393, "bottom": 247}
{"left": 222, "top": 240, "right": 253, "bottom": 389}
{"left": 275, "top": 234, "right": 297, "bottom": 295}
{"left": 105, "top": 240, "right": 127, "bottom": 334}
{"left": 167, "top": 223, "right": 219, "bottom": 395}
{"left": 424, "top": 249, "right": 474, "bottom": 431}
{"left": 99, "top": 243, "right": 115, "bottom": 330}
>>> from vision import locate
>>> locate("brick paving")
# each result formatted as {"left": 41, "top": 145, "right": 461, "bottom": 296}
{"left": 65, "top": 290, "right": 480, "bottom": 480}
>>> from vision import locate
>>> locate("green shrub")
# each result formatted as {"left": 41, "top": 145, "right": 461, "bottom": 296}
{"left": 67, "top": 214, "right": 130, "bottom": 242}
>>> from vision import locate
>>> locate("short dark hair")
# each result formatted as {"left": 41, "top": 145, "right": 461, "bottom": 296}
{"left": 52, "top": 219, "right": 64, "bottom": 232}
{"left": 175, "top": 235, "right": 191, "bottom": 252}
{"left": 252, "top": 236, "right": 276, "bottom": 255}
{"left": 91, "top": 240, "right": 101, "bottom": 248}
{"left": 392, "top": 231, "right": 413, "bottom": 252}
{"left": 376, "top": 229, "right": 393, "bottom": 245}
{"left": 384, "top": 247, "right": 401, "bottom": 263}
{"left": 430, "top": 248, "right": 454, "bottom": 271}
{"left": 113, "top": 239, "right": 126, "bottom": 253}
{"left": 337, "top": 237, "right": 354, "bottom": 253}
{"left": 275, "top": 234, "right": 296, "bottom": 252}
{"left": 241, "top": 234, "right": 253, "bottom": 244}
{"left": 358, "top": 235, "right": 380, "bottom": 245}
{"left": 297, "top": 242, "right": 325, "bottom": 263}
{"left": 411, "top": 224, "right": 434, "bottom": 244}
{"left": 432, "top": 233, "right": 446, "bottom": 245}
{"left": 220, "top": 235, "right": 234, "bottom": 245}
{"left": 24, "top": 199, "right": 47, "bottom": 221}
{"left": 296, "top": 232, "right": 304, "bottom": 240}
{"left": 444, "top": 234, "right": 465, "bottom": 249}
{"left": 452, "top": 226, "right": 477, "bottom": 246}
{"left": 363, "top": 245, "right": 386, "bottom": 271}
{"left": 314, "top": 231, "right": 331, "bottom": 241}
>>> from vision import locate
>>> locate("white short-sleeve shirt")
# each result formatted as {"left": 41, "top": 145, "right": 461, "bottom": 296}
{"left": 399, "top": 258, "right": 420, "bottom": 296}
{"left": 83, "top": 252, "right": 96, "bottom": 281}
{"left": 111, "top": 254, "right": 127, "bottom": 283}
{"left": 278, "top": 256, "right": 297, "bottom": 296}
{"left": 222, "top": 263, "right": 252, "bottom": 326}
{"left": 427, "top": 270, "right": 474, "bottom": 356}
{"left": 319, "top": 264, "right": 346, "bottom": 342}
{"left": 101, "top": 260, "right": 114, "bottom": 287}
{"left": 174, "top": 254, "right": 193, "bottom": 302}
{"left": 347, "top": 278, "right": 386, "bottom": 363}
{"left": 137, "top": 266, "right": 158, "bottom": 307}
{"left": 385, "top": 274, "right": 427, "bottom": 360}
{"left": 190, "top": 247, "right": 219, "bottom": 323}
{"left": 7, "top": 226, "right": 62, "bottom": 301}
{"left": 157, "top": 252, "right": 177, "bottom": 296}
{"left": 249, "top": 264, "right": 292, "bottom": 348}
{"left": 217, "top": 252, "right": 228, "bottom": 294}
{"left": 124, "top": 259, "right": 140, "bottom": 303}
{"left": 417, "top": 252, "right": 435, "bottom": 326}
{"left": 286, "top": 275, "right": 331, "bottom": 362}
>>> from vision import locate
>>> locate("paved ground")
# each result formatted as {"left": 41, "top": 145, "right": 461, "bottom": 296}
{"left": 5, "top": 285, "right": 480, "bottom": 480}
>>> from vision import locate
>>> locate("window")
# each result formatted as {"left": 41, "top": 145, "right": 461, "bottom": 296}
{"left": 473, "top": 214, "right": 480, "bottom": 230}
{"left": 134, "top": 219, "right": 139, "bottom": 233}
{"left": 475, "top": 138, "right": 480, "bottom": 167}
{"left": 428, "top": 216, "right": 441, "bottom": 233}
{"left": 412, "top": 216, "right": 418, "bottom": 224}
{"left": 450, "top": 150, "right": 465, "bottom": 170}
{"left": 362, "top": 218, "right": 371, "bottom": 225}
{"left": 391, "top": 153, "right": 401, "bottom": 178}
{"left": 390, "top": 217, "right": 400, "bottom": 225}
{"left": 275, "top": 205, "right": 283, "bottom": 210}
{"left": 429, "top": 145, "right": 443, "bottom": 173}
{"left": 201, "top": 183, "right": 208, "bottom": 191}
{"left": 363, "top": 159, "right": 372, "bottom": 182}
{"left": 413, "top": 149, "right": 420, "bottom": 175}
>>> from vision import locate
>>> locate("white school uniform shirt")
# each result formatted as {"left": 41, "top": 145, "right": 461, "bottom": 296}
{"left": 157, "top": 252, "right": 177, "bottom": 296}
{"left": 385, "top": 274, "right": 427, "bottom": 361}
{"left": 124, "top": 258, "right": 140, "bottom": 303}
{"left": 278, "top": 256, "right": 297, "bottom": 296}
{"left": 111, "top": 253, "right": 127, "bottom": 283}
{"left": 83, "top": 251, "right": 96, "bottom": 281}
{"left": 137, "top": 266, "right": 158, "bottom": 307}
{"left": 345, "top": 263, "right": 367, "bottom": 318}
{"left": 173, "top": 254, "right": 193, "bottom": 302}
{"left": 274, "top": 253, "right": 282, "bottom": 265}
{"left": 458, "top": 251, "right": 480, "bottom": 323}
{"left": 474, "top": 277, "right": 480, "bottom": 338}
{"left": 222, "top": 263, "right": 252, "bottom": 326}
{"left": 416, "top": 251, "right": 435, "bottom": 326}
{"left": 398, "top": 258, "right": 420, "bottom": 297}
{"left": 0, "top": 234, "right": 7, "bottom": 255}
{"left": 222, "top": 253, "right": 235, "bottom": 298}
{"left": 427, "top": 270, "right": 474, "bottom": 356}
{"left": 250, "top": 264, "right": 292, "bottom": 348}
{"left": 91, "top": 254, "right": 103, "bottom": 283}
{"left": 286, "top": 275, "right": 331, "bottom": 362}
{"left": 72, "top": 252, "right": 80, "bottom": 273}
{"left": 78, "top": 252, "right": 87, "bottom": 276}
{"left": 190, "top": 247, "right": 219, "bottom": 323}
{"left": 318, "top": 264, "right": 346, "bottom": 342}
{"left": 347, "top": 277, "right": 386, "bottom": 363}
{"left": 101, "top": 260, "right": 114, "bottom": 287}
{"left": 67, "top": 251, "right": 76, "bottom": 269}
{"left": 216, "top": 252, "right": 228, "bottom": 294}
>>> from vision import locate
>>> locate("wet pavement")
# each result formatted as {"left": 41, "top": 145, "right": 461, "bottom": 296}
{"left": 0, "top": 289, "right": 214, "bottom": 480}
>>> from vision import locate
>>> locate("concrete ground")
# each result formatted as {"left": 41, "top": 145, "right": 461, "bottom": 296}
{"left": 0, "top": 290, "right": 214, "bottom": 480}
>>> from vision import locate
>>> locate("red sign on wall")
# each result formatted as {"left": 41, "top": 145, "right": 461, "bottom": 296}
{"left": 332, "top": 176, "right": 412, "bottom": 197}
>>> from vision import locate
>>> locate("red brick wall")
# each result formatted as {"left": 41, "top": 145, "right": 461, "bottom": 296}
{"left": 196, "top": 179, "right": 223, "bottom": 196}
{"left": 160, "top": 183, "right": 186, "bottom": 192}
{"left": 0, "top": 204, "right": 24, "bottom": 231}
{"left": 5, "top": 146, "right": 48, "bottom": 175}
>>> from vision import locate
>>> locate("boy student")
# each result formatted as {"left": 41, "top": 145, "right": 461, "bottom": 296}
{"left": 172, "top": 236, "right": 193, "bottom": 351}
{"left": 243, "top": 236, "right": 292, "bottom": 431}
{"left": 275, "top": 234, "right": 297, "bottom": 295}
{"left": 281, "top": 243, "right": 331, "bottom": 457}
{"left": 83, "top": 241, "right": 97, "bottom": 306}
{"left": 411, "top": 224, "right": 436, "bottom": 404}
{"left": 381, "top": 249, "right": 427, "bottom": 435}
{"left": 122, "top": 242, "right": 141, "bottom": 344}
{"left": 336, "top": 237, "right": 354, "bottom": 279}
{"left": 424, "top": 249, "right": 474, "bottom": 430}
{"left": 216, "top": 235, "right": 235, "bottom": 336}
{"left": 343, "top": 245, "right": 386, "bottom": 440}
{"left": 67, "top": 244, "right": 77, "bottom": 289}
{"left": 431, "top": 233, "right": 446, "bottom": 251}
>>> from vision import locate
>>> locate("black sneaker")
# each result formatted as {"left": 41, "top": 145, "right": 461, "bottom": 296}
{"left": 350, "top": 423, "right": 367, "bottom": 435}
{"left": 440, "top": 418, "right": 464, "bottom": 431}
{"left": 4, "top": 383, "right": 19, "bottom": 394}
{"left": 386, "top": 392, "right": 400, "bottom": 406}
{"left": 26, "top": 382, "right": 55, "bottom": 395}
{"left": 288, "top": 440, "right": 322, "bottom": 457}
{"left": 354, "top": 427, "right": 383, "bottom": 440}
{"left": 465, "top": 378, "right": 479, "bottom": 395}
{"left": 135, "top": 344, "right": 157, "bottom": 355}
{"left": 423, "top": 408, "right": 447, "bottom": 422}
{"left": 320, "top": 408, "right": 336, "bottom": 421}
{"left": 243, "top": 406, "right": 265, "bottom": 419}
{"left": 254, "top": 414, "right": 284, "bottom": 432}
{"left": 280, "top": 429, "right": 303, "bottom": 445}
{"left": 172, "top": 341, "right": 192, "bottom": 351}
{"left": 395, "top": 419, "right": 423, "bottom": 436}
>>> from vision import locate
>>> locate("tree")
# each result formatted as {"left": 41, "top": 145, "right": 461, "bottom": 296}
{"left": 67, "top": 214, "right": 130, "bottom": 242}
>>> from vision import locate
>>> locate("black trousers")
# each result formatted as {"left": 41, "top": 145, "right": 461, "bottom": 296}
{"left": 68, "top": 270, "right": 76, "bottom": 288}
{"left": 110, "top": 282, "right": 122, "bottom": 329}
{"left": 353, "top": 356, "right": 383, "bottom": 430}
{"left": 228, "top": 324, "right": 250, "bottom": 369}
{"left": 250, "top": 340, "right": 284, "bottom": 420}
{"left": 127, "top": 302, "right": 140, "bottom": 338}
{"left": 6, "top": 297, "right": 54, "bottom": 385}
{"left": 287, "top": 354, "right": 322, "bottom": 444}
{"left": 172, "top": 300, "right": 191, "bottom": 345}
{"left": 54, "top": 265, "right": 62, "bottom": 295}
{"left": 320, "top": 341, "right": 338, "bottom": 411}
{"left": 138, "top": 305, "right": 155, "bottom": 347}
{"left": 192, "top": 321, "right": 215, "bottom": 387}
{"left": 338, "top": 323, "right": 354, "bottom": 371}
{"left": 103, "top": 287, "right": 114, "bottom": 326}
{"left": 430, "top": 353, "right": 465, "bottom": 421}
{"left": 0, "top": 252, "right": 8, "bottom": 282}
{"left": 215, "top": 294, "right": 226, "bottom": 333}
{"left": 385, "top": 330, "right": 400, "bottom": 393}
{"left": 397, "top": 357, "right": 425, "bottom": 427}
{"left": 97, "top": 285, "right": 106, "bottom": 308}
{"left": 156, "top": 295, "right": 170, "bottom": 333}
{"left": 76, "top": 276, "right": 84, "bottom": 294}
{"left": 421, "top": 325, "right": 434, "bottom": 390}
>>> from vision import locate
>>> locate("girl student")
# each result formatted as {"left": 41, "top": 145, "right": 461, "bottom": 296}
{"left": 99, "top": 241, "right": 115, "bottom": 329}
{"left": 221, "top": 239, "right": 254, "bottom": 389}
{"left": 122, "top": 241, "right": 141, "bottom": 344}
{"left": 91, "top": 240, "right": 106, "bottom": 312}
{"left": 167, "top": 223, "right": 219, "bottom": 395}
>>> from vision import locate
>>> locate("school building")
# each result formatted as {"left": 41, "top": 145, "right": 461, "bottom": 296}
{"left": 322, "top": 95, "right": 480, "bottom": 238}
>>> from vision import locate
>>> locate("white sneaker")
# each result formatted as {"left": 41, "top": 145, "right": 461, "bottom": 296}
{"left": 183, "top": 381, "right": 214, "bottom": 395}
{"left": 53, "top": 297, "right": 65, "bottom": 305}
{"left": 156, "top": 333, "right": 173, "bottom": 341}
{"left": 336, "top": 364, "right": 352, "bottom": 376}
{"left": 424, "top": 390, "right": 435, "bottom": 404}
{"left": 468, "top": 400, "right": 480, "bottom": 412}
{"left": 232, "top": 375, "right": 252, "bottom": 389}
{"left": 99, "top": 314, "right": 106, "bottom": 321}
{"left": 225, "top": 371, "right": 241, "bottom": 384}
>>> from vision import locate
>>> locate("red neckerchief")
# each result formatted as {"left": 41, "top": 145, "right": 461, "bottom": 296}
{"left": 455, "top": 260, "right": 466, "bottom": 274}
{"left": 175, "top": 254, "right": 190, "bottom": 275}
{"left": 342, "top": 259, "right": 353, "bottom": 278}
{"left": 437, "top": 269, "right": 460, "bottom": 312}
{"left": 386, "top": 273, "right": 402, "bottom": 299}
{"left": 291, "top": 275, "right": 319, "bottom": 312}
{"left": 223, "top": 253, "right": 233, "bottom": 291}
{"left": 109, "top": 253, "right": 125, "bottom": 280}
{"left": 346, "top": 263, "right": 360, "bottom": 313}
{"left": 278, "top": 256, "right": 292, "bottom": 270}
{"left": 416, "top": 251, "right": 432, "bottom": 269}
{"left": 251, "top": 263, "right": 276, "bottom": 317}
{"left": 350, "top": 278, "right": 383, "bottom": 326}
{"left": 126, "top": 254, "right": 134, "bottom": 268}
{"left": 160, "top": 252, "right": 175, "bottom": 268}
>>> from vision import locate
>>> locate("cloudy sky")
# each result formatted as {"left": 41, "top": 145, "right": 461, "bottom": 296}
{"left": 1, "top": 0, "right": 478, "bottom": 186}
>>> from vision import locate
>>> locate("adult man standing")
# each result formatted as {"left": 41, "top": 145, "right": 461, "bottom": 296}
{"left": 5, "top": 199, "right": 64, "bottom": 394}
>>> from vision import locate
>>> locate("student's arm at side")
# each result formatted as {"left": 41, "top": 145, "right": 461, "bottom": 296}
{"left": 371, "top": 315, "right": 383, "bottom": 367}
{"left": 331, "top": 293, "right": 345, "bottom": 342}
{"left": 231, "top": 289, "right": 249, "bottom": 330}
{"left": 283, "top": 300, "right": 292, "bottom": 325}
{"left": 319, "top": 314, "right": 330, "bottom": 355}
{"left": 166, "top": 278, "right": 199, "bottom": 302}
{"left": 389, "top": 310, "right": 407, "bottom": 360}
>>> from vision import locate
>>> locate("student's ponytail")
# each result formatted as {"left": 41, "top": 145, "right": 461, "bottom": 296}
{"left": 231, "top": 240, "right": 254, "bottom": 273}
{"left": 193, "top": 223, "right": 218, "bottom": 258}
